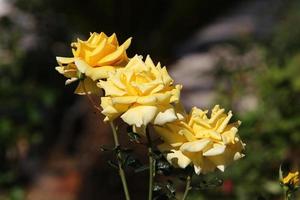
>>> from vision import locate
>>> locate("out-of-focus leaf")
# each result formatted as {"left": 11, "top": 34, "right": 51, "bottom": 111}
{"left": 134, "top": 165, "right": 149, "bottom": 173}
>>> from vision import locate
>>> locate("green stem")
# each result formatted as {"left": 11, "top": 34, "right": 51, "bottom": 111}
{"left": 284, "top": 190, "right": 287, "bottom": 200}
{"left": 182, "top": 174, "right": 192, "bottom": 200}
{"left": 109, "top": 121, "right": 131, "bottom": 200}
{"left": 146, "top": 127, "right": 155, "bottom": 200}
{"left": 81, "top": 81, "right": 130, "bottom": 199}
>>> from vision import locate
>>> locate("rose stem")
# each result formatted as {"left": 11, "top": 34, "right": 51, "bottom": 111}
{"left": 182, "top": 173, "right": 192, "bottom": 200}
{"left": 110, "top": 121, "right": 131, "bottom": 200}
{"left": 82, "top": 81, "right": 131, "bottom": 200}
{"left": 146, "top": 127, "right": 155, "bottom": 200}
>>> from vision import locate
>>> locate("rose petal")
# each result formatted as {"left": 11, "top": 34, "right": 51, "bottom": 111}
{"left": 56, "top": 57, "right": 74, "bottom": 64}
{"left": 121, "top": 105, "right": 157, "bottom": 127}
{"left": 203, "top": 144, "right": 226, "bottom": 156}
{"left": 180, "top": 138, "right": 211, "bottom": 152}
{"left": 98, "top": 80, "right": 127, "bottom": 96}
{"left": 154, "top": 107, "right": 178, "bottom": 125}
{"left": 154, "top": 126, "right": 186, "bottom": 147}
{"left": 158, "top": 143, "right": 191, "bottom": 168}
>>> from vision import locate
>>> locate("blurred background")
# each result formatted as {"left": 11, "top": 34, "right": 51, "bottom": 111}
{"left": 0, "top": 0, "right": 300, "bottom": 199}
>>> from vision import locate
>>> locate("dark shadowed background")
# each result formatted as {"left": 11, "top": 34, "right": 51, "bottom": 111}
{"left": 0, "top": 0, "right": 300, "bottom": 199}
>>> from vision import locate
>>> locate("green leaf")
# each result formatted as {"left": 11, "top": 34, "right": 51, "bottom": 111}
{"left": 156, "top": 159, "right": 172, "bottom": 175}
{"left": 99, "top": 145, "right": 112, "bottom": 152}
{"left": 166, "top": 180, "right": 176, "bottom": 195}
{"left": 134, "top": 165, "right": 149, "bottom": 173}
{"left": 127, "top": 131, "right": 141, "bottom": 143}
{"left": 193, "top": 177, "right": 223, "bottom": 190}
{"left": 123, "top": 154, "right": 141, "bottom": 168}
{"left": 107, "top": 160, "right": 118, "bottom": 169}
{"left": 153, "top": 182, "right": 163, "bottom": 192}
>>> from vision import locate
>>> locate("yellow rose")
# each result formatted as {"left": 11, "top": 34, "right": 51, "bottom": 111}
{"left": 282, "top": 171, "right": 299, "bottom": 186}
{"left": 98, "top": 55, "right": 182, "bottom": 132}
{"left": 55, "top": 32, "right": 132, "bottom": 94}
{"left": 154, "top": 105, "right": 245, "bottom": 174}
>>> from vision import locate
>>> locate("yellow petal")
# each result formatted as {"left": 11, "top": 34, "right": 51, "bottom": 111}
{"left": 65, "top": 77, "right": 78, "bottom": 85}
{"left": 85, "top": 65, "right": 116, "bottom": 80}
{"left": 209, "top": 106, "right": 225, "bottom": 124}
{"left": 170, "top": 85, "right": 182, "bottom": 103}
{"left": 194, "top": 165, "right": 202, "bottom": 175}
{"left": 181, "top": 129, "right": 197, "bottom": 142}
{"left": 154, "top": 126, "right": 186, "bottom": 147}
{"left": 216, "top": 111, "right": 232, "bottom": 132}
{"left": 135, "top": 82, "right": 159, "bottom": 94}
{"left": 217, "top": 165, "right": 225, "bottom": 172}
{"left": 222, "top": 127, "right": 238, "bottom": 144}
{"left": 150, "top": 84, "right": 164, "bottom": 94}
{"left": 154, "top": 107, "right": 178, "bottom": 125}
{"left": 121, "top": 37, "right": 132, "bottom": 50}
{"left": 145, "top": 55, "right": 156, "bottom": 68}
{"left": 121, "top": 105, "right": 157, "bottom": 127}
{"left": 161, "top": 67, "right": 173, "bottom": 85}
{"left": 125, "top": 55, "right": 144, "bottom": 71}
{"left": 97, "top": 38, "right": 132, "bottom": 66}
{"left": 203, "top": 144, "right": 226, "bottom": 156}
{"left": 101, "top": 97, "right": 121, "bottom": 121}
{"left": 137, "top": 96, "right": 157, "bottom": 104}
{"left": 87, "top": 38, "right": 107, "bottom": 64}
{"left": 158, "top": 143, "right": 191, "bottom": 168}
{"left": 98, "top": 80, "right": 127, "bottom": 96}
{"left": 55, "top": 66, "right": 65, "bottom": 74}
{"left": 74, "top": 58, "right": 91, "bottom": 73}
{"left": 111, "top": 74, "right": 126, "bottom": 90}
{"left": 56, "top": 57, "right": 74, "bottom": 64}
{"left": 108, "top": 33, "right": 118, "bottom": 46}
{"left": 152, "top": 92, "right": 172, "bottom": 103}
{"left": 233, "top": 152, "right": 245, "bottom": 160}
{"left": 209, "top": 131, "right": 222, "bottom": 140}
{"left": 180, "top": 138, "right": 211, "bottom": 152}
{"left": 111, "top": 96, "right": 137, "bottom": 104}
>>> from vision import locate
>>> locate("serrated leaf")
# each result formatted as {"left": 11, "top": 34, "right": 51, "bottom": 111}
{"left": 153, "top": 181, "right": 176, "bottom": 200}
{"left": 127, "top": 131, "right": 141, "bottom": 143}
{"left": 113, "top": 145, "right": 121, "bottom": 153}
{"left": 166, "top": 180, "right": 176, "bottom": 194}
{"left": 134, "top": 165, "right": 149, "bottom": 173}
{"left": 121, "top": 152, "right": 142, "bottom": 170}
{"left": 156, "top": 159, "right": 173, "bottom": 176}
{"left": 99, "top": 145, "right": 112, "bottom": 152}
{"left": 107, "top": 160, "right": 118, "bottom": 169}
{"left": 153, "top": 183, "right": 163, "bottom": 192}
{"left": 194, "top": 177, "right": 223, "bottom": 190}
{"left": 156, "top": 160, "right": 171, "bottom": 170}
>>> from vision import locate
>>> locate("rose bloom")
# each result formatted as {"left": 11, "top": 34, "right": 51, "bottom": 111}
{"left": 55, "top": 32, "right": 131, "bottom": 94}
{"left": 154, "top": 105, "right": 245, "bottom": 174}
{"left": 282, "top": 171, "right": 299, "bottom": 186}
{"left": 98, "top": 55, "right": 182, "bottom": 132}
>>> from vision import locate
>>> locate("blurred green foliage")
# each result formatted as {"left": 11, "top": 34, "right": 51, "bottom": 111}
{"left": 205, "top": 1, "right": 300, "bottom": 199}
